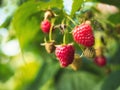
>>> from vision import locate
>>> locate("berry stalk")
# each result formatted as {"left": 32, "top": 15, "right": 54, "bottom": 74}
{"left": 49, "top": 19, "right": 55, "bottom": 41}
{"left": 66, "top": 15, "right": 77, "bottom": 26}
{"left": 63, "top": 31, "right": 67, "bottom": 44}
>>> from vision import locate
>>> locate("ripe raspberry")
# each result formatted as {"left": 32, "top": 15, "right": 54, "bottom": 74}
{"left": 94, "top": 56, "right": 107, "bottom": 67}
{"left": 72, "top": 24, "right": 94, "bottom": 47}
{"left": 55, "top": 44, "right": 75, "bottom": 67}
{"left": 41, "top": 20, "right": 51, "bottom": 33}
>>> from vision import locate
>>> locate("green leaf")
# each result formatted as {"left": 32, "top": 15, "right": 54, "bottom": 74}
{"left": 70, "top": 0, "right": 93, "bottom": 16}
{"left": 0, "top": 64, "right": 14, "bottom": 82}
{"left": 56, "top": 71, "right": 100, "bottom": 90}
{"left": 101, "top": 71, "right": 120, "bottom": 90}
{"left": 108, "top": 13, "right": 120, "bottom": 25}
{"left": 40, "top": 79, "right": 55, "bottom": 90}
{"left": 12, "top": 0, "right": 63, "bottom": 48}
{"left": 98, "top": 0, "right": 120, "bottom": 8}
{"left": 93, "top": 80, "right": 104, "bottom": 90}
{"left": 71, "top": 0, "right": 83, "bottom": 16}
{"left": 109, "top": 46, "right": 120, "bottom": 64}
{"left": 0, "top": 16, "right": 12, "bottom": 28}
{"left": 117, "top": 86, "right": 120, "bottom": 90}
{"left": 27, "top": 61, "right": 60, "bottom": 90}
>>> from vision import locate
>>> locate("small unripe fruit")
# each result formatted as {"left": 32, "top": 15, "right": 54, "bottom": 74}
{"left": 83, "top": 47, "right": 95, "bottom": 58}
{"left": 94, "top": 56, "right": 107, "bottom": 67}
{"left": 45, "top": 41, "right": 56, "bottom": 53}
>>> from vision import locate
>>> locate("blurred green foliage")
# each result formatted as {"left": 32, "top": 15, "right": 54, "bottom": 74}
{"left": 0, "top": 0, "right": 120, "bottom": 90}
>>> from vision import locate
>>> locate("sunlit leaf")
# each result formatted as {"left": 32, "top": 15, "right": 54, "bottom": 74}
{"left": 27, "top": 61, "right": 60, "bottom": 90}
{"left": 70, "top": 0, "right": 83, "bottom": 16}
{"left": 12, "top": 0, "right": 63, "bottom": 48}
{"left": 117, "top": 86, "right": 120, "bottom": 90}
{"left": 70, "top": 0, "right": 93, "bottom": 16}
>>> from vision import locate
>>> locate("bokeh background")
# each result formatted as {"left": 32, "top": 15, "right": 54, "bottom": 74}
{"left": 0, "top": 0, "right": 120, "bottom": 90}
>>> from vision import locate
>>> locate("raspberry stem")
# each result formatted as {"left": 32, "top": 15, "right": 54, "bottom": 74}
{"left": 44, "top": 37, "right": 47, "bottom": 43}
{"left": 67, "top": 25, "right": 73, "bottom": 30}
{"left": 62, "top": 19, "right": 67, "bottom": 44}
{"left": 49, "top": 19, "right": 55, "bottom": 41}
{"left": 79, "top": 45, "right": 84, "bottom": 52}
{"left": 63, "top": 31, "right": 66, "bottom": 44}
{"left": 66, "top": 15, "right": 77, "bottom": 26}
{"left": 62, "top": 19, "right": 70, "bottom": 45}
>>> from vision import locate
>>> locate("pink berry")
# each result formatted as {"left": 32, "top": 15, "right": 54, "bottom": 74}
{"left": 41, "top": 20, "right": 51, "bottom": 33}
{"left": 72, "top": 24, "right": 94, "bottom": 47}
{"left": 55, "top": 44, "right": 75, "bottom": 67}
{"left": 94, "top": 56, "right": 107, "bottom": 67}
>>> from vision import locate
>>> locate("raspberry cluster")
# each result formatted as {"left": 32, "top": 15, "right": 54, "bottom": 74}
{"left": 40, "top": 10, "right": 107, "bottom": 69}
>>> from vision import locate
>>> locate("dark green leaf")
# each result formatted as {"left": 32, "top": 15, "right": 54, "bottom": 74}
{"left": 0, "top": 0, "right": 2, "bottom": 6}
{"left": 56, "top": 71, "right": 100, "bottom": 90}
{"left": 0, "top": 64, "right": 14, "bottom": 82}
{"left": 101, "top": 71, "right": 120, "bottom": 90}
{"left": 108, "top": 13, "right": 120, "bottom": 25}
{"left": 98, "top": 0, "right": 120, "bottom": 8}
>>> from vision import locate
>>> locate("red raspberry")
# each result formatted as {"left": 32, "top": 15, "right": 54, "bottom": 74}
{"left": 41, "top": 20, "right": 51, "bottom": 33}
{"left": 94, "top": 56, "right": 107, "bottom": 67}
{"left": 72, "top": 24, "right": 94, "bottom": 47}
{"left": 55, "top": 44, "right": 75, "bottom": 67}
